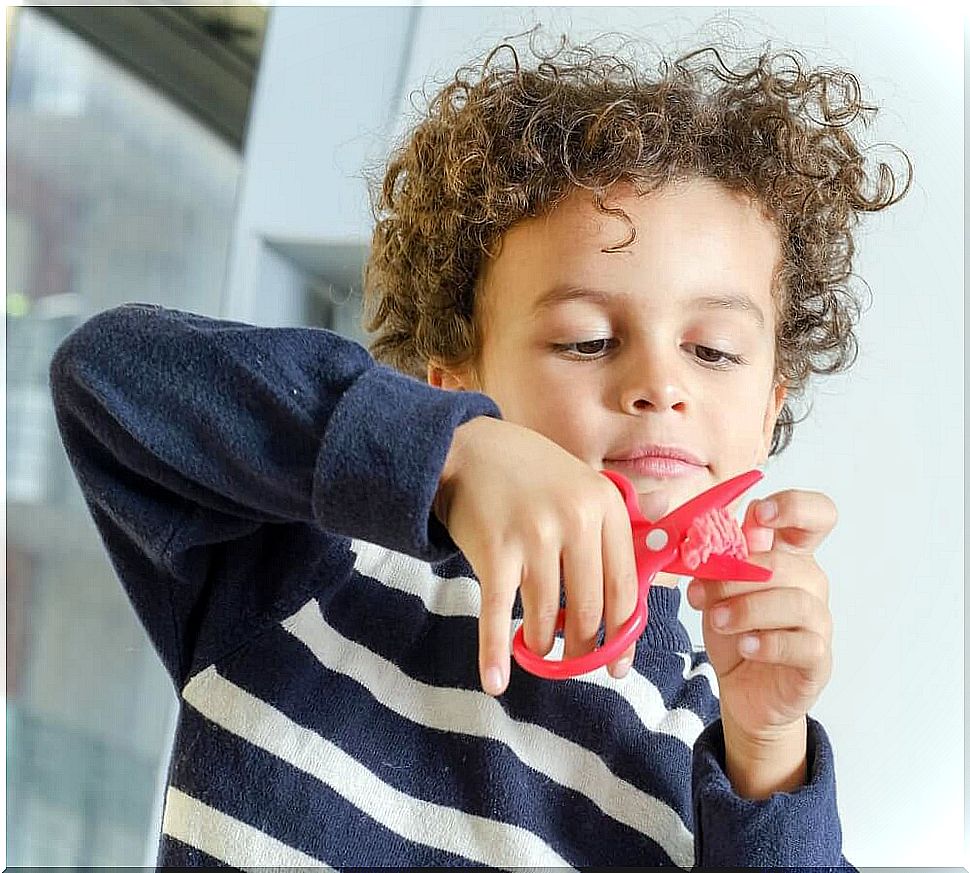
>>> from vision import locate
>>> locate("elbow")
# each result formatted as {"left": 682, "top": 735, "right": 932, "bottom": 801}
{"left": 49, "top": 303, "right": 151, "bottom": 406}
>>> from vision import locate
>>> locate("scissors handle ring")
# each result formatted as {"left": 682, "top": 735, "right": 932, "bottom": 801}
{"left": 510, "top": 593, "right": 649, "bottom": 679}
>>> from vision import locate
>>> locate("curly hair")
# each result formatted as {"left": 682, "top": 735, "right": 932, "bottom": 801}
{"left": 362, "top": 31, "right": 913, "bottom": 455}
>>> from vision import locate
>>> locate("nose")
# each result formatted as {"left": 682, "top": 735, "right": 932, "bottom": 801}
{"left": 618, "top": 348, "right": 688, "bottom": 414}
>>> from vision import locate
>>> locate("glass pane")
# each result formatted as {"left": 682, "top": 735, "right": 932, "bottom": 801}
{"left": 6, "top": 8, "right": 243, "bottom": 866}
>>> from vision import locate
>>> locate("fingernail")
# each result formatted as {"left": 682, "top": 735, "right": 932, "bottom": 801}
{"left": 484, "top": 666, "right": 505, "bottom": 695}
{"left": 740, "top": 635, "right": 760, "bottom": 656}
{"left": 612, "top": 658, "right": 632, "bottom": 679}
{"left": 687, "top": 582, "right": 702, "bottom": 609}
{"left": 712, "top": 606, "right": 729, "bottom": 629}
{"left": 756, "top": 500, "right": 778, "bottom": 524}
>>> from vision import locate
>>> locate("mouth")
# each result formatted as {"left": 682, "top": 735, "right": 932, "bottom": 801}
{"left": 603, "top": 444, "right": 708, "bottom": 481}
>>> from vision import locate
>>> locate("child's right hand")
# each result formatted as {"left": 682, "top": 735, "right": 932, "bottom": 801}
{"left": 433, "top": 415, "right": 641, "bottom": 695}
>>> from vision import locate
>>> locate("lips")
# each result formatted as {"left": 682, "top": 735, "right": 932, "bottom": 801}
{"left": 607, "top": 444, "right": 705, "bottom": 465}
{"left": 604, "top": 444, "right": 707, "bottom": 480}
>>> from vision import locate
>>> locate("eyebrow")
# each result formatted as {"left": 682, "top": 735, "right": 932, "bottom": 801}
{"left": 690, "top": 292, "right": 766, "bottom": 329}
{"left": 531, "top": 284, "right": 766, "bottom": 329}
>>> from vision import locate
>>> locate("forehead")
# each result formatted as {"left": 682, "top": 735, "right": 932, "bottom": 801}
{"left": 478, "top": 178, "right": 781, "bottom": 327}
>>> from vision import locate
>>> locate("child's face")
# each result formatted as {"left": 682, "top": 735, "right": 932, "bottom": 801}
{"left": 432, "top": 176, "right": 787, "bottom": 518}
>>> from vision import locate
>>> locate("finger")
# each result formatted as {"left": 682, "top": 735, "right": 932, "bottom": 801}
{"left": 561, "top": 523, "right": 604, "bottom": 663}
{"left": 706, "top": 587, "right": 831, "bottom": 643}
{"left": 601, "top": 500, "right": 638, "bottom": 678}
{"left": 687, "top": 548, "right": 777, "bottom": 610}
{"left": 750, "top": 490, "right": 838, "bottom": 554}
{"left": 688, "top": 545, "right": 830, "bottom": 611}
{"left": 735, "top": 628, "right": 832, "bottom": 677}
{"left": 477, "top": 557, "right": 520, "bottom": 696}
{"left": 519, "top": 550, "right": 562, "bottom": 658}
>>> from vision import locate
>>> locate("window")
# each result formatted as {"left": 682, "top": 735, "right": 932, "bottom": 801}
{"left": 6, "top": 8, "right": 244, "bottom": 864}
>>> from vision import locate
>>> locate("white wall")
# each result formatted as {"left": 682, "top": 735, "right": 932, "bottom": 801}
{"left": 224, "top": 6, "right": 417, "bottom": 326}
{"left": 232, "top": 6, "right": 963, "bottom": 866}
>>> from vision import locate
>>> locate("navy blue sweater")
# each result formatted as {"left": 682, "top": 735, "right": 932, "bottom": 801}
{"left": 49, "top": 304, "right": 853, "bottom": 869}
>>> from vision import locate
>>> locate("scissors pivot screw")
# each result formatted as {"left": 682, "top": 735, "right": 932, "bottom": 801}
{"left": 645, "top": 528, "right": 669, "bottom": 551}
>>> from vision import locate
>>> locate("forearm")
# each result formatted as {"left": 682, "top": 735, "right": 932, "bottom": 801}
{"left": 49, "top": 303, "right": 374, "bottom": 523}
{"left": 721, "top": 713, "right": 808, "bottom": 800}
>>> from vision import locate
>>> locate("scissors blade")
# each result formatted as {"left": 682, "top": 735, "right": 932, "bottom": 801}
{"left": 660, "top": 469, "right": 763, "bottom": 532}
{"left": 667, "top": 553, "right": 772, "bottom": 581}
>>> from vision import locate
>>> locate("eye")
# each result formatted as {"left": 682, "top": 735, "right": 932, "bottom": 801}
{"left": 690, "top": 344, "right": 747, "bottom": 368}
{"left": 554, "top": 338, "right": 618, "bottom": 359}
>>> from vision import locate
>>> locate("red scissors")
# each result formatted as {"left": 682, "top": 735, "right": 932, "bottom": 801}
{"left": 511, "top": 468, "right": 772, "bottom": 679}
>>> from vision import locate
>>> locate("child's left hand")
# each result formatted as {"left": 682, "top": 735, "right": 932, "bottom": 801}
{"left": 686, "top": 489, "right": 838, "bottom": 744}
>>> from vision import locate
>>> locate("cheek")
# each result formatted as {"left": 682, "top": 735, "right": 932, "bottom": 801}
{"left": 488, "top": 368, "right": 602, "bottom": 459}
{"left": 709, "top": 385, "right": 773, "bottom": 465}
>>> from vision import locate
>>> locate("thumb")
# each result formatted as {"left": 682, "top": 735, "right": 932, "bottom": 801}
{"left": 742, "top": 500, "right": 775, "bottom": 553}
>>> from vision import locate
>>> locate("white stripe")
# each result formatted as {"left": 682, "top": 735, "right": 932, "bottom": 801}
{"left": 517, "top": 627, "right": 709, "bottom": 743}
{"left": 283, "top": 599, "right": 695, "bottom": 869}
{"left": 180, "top": 666, "right": 573, "bottom": 869}
{"left": 354, "top": 539, "right": 719, "bottom": 718}
{"left": 162, "top": 786, "right": 331, "bottom": 869}
{"left": 352, "top": 537, "right": 481, "bottom": 617}
{"left": 679, "top": 650, "right": 720, "bottom": 700}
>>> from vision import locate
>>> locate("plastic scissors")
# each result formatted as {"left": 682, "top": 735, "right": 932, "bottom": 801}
{"left": 511, "top": 468, "right": 773, "bottom": 679}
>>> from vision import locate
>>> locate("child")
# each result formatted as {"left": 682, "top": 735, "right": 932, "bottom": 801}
{"left": 50, "top": 35, "right": 910, "bottom": 868}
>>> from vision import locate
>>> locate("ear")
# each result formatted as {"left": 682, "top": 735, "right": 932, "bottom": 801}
{"left": 427, "top": 361, "right": 472, "bottom": 391}
{"left": 757, "top": 381, "right": 788, "bottom": 465}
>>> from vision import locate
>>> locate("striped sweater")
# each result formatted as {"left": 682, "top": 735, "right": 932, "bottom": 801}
{"left": 49, "top": 304, "right": 852, "bottom": 869}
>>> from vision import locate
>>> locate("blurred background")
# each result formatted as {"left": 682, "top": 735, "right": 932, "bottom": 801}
{"left": 4, "top": 4, "right": 964, "bottom": 867}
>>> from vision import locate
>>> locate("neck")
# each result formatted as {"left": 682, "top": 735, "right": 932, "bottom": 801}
{"left": 652, "top": 571, "right": 684, "bottom": 589}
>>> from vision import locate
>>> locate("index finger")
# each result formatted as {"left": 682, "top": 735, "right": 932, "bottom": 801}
{"left": 477, "top": 555, "right": 520, "bottom": 696}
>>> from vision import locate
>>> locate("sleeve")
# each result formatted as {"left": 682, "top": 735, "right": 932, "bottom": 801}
{"left": 691, "top": 715, "right": 857, "bottom": 869}
{"left": 48, "top": 303, "right": 501, "bottom": 687}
